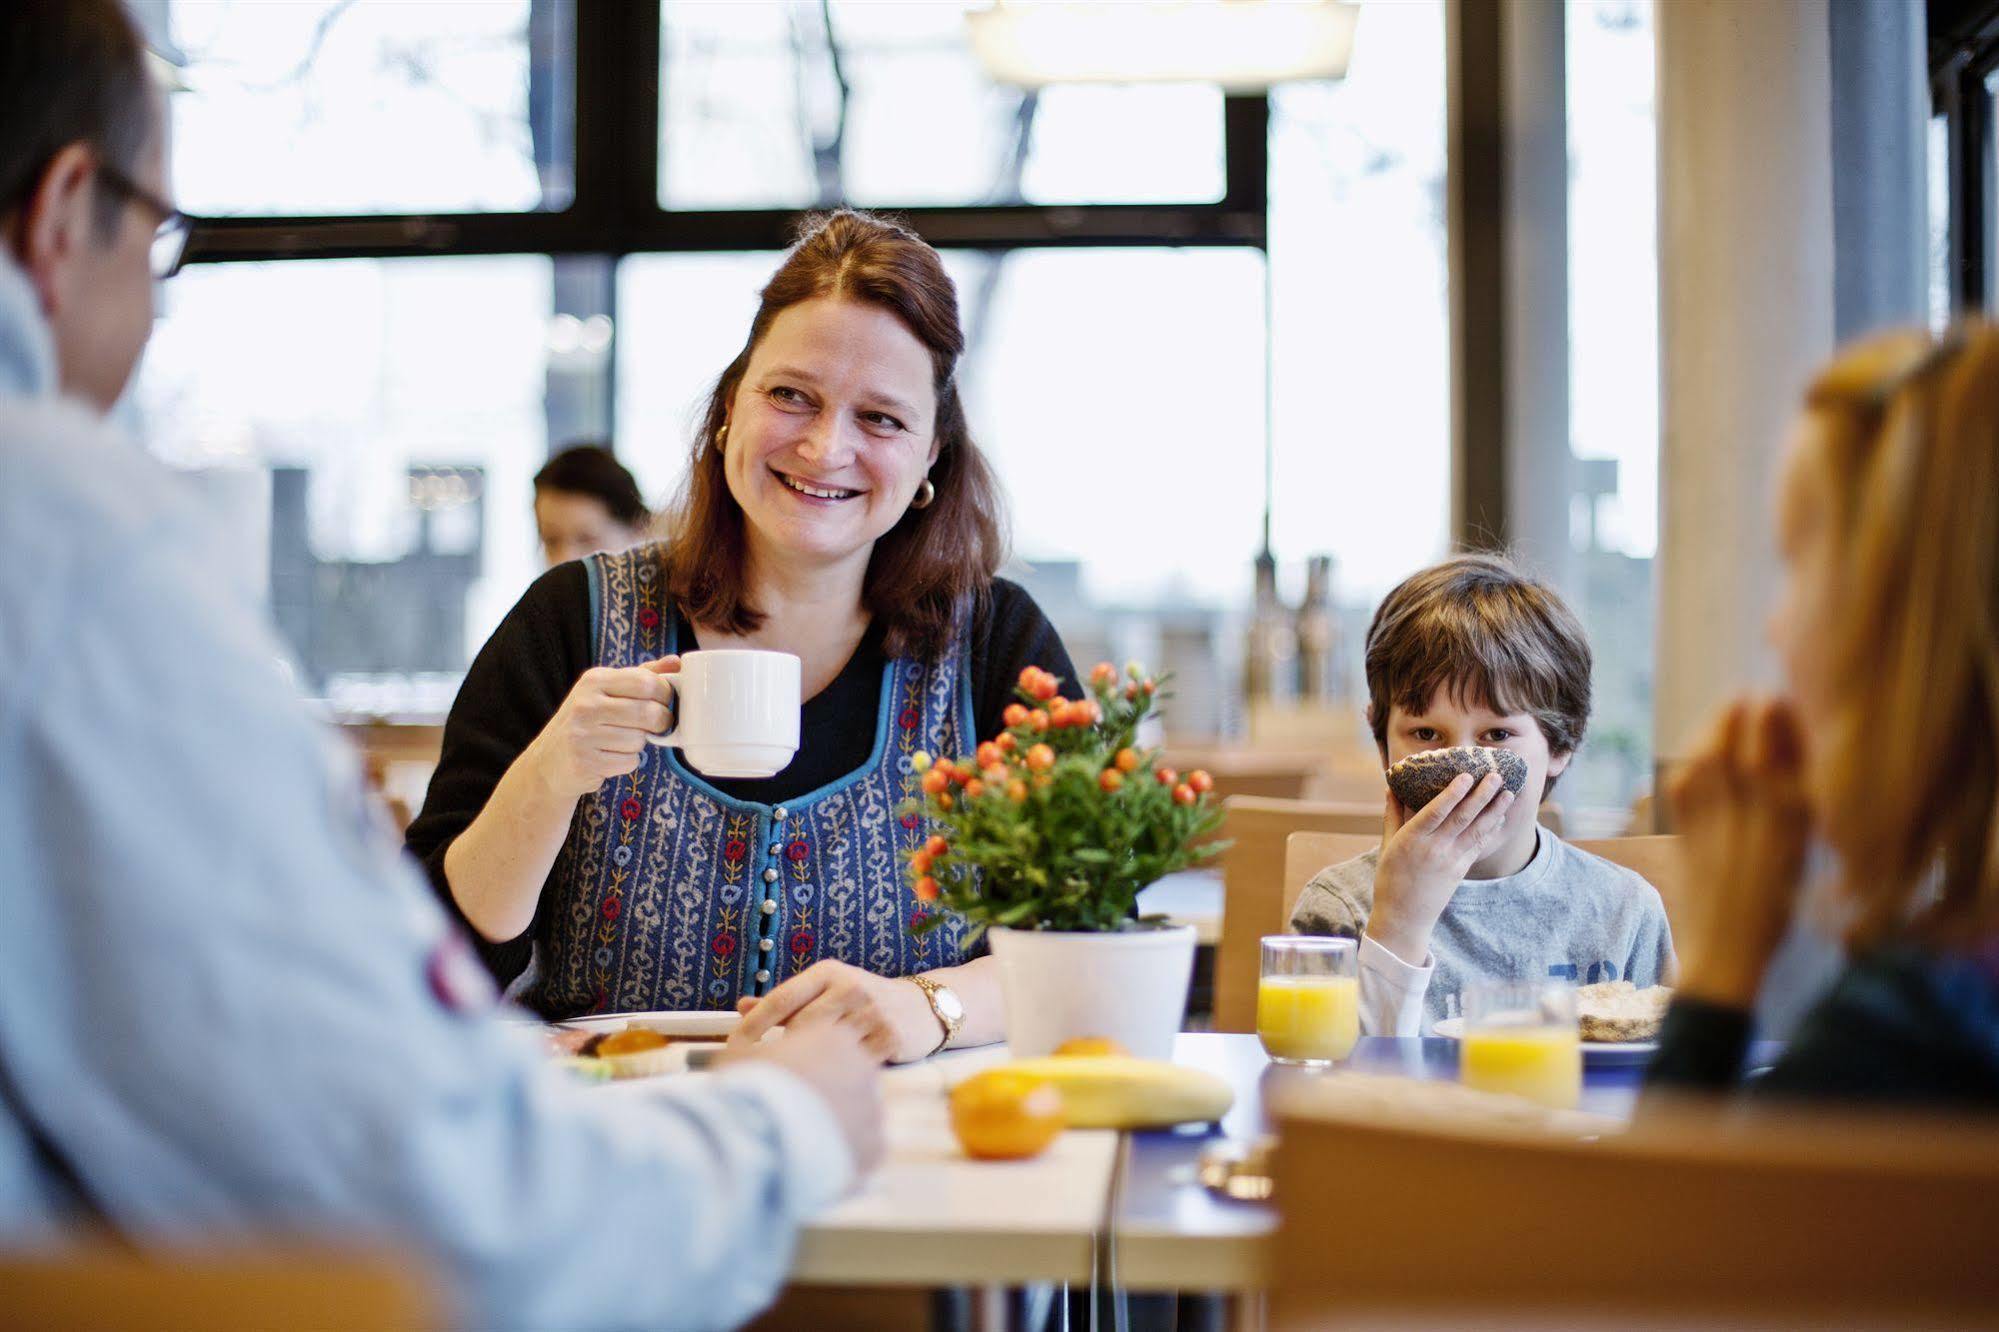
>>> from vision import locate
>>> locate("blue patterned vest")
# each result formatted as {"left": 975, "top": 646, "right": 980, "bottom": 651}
{"left": 521, "top": 546, "right": 977, "bottom": 1018}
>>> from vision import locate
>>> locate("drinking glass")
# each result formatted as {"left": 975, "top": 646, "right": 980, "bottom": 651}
{"left": 1458, "top": 980, "right": 1581, "bottom": 1109}
{"left": 1257, "top": 936, "right": 1359, "bottom": 1065}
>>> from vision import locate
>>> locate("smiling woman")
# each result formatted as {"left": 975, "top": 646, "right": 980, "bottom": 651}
{"left": 406, "top": 212, "right": 1078, "bottom": 1064}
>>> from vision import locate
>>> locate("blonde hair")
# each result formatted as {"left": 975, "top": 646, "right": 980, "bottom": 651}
{"left": 1364, "top": 553, "right": 1593, "bottom": 792}
{"left": 1800, "top": 322, "right": 1999, "bottom": 946}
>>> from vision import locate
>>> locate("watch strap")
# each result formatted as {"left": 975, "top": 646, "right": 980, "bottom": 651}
{"left": 904, "top": 974, "right": 960, "bottom": 1057}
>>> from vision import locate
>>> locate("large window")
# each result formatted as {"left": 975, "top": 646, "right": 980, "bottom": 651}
{"left": 162, "top": 0, "right": 570, "bottom": 216}
{"left": 1930, "top": 0, "right": 1999, "bottom": 314}
{"left": 657, "top": 2, "right": 1224, "bottom": 210}
{"left": 1563, "top": 0, "right": 1658, "bottom": 827}
{"left": 136, "top": 257, "right": 555, "bottom": 699}
{"left": 140, "top": 0, "right": 1457, "bottom": 754}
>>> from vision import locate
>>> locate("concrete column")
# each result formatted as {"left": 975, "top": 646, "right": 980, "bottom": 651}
{"left": 1829, "top": 0, "right": 1931, "bottom": 338}
{"left": 1652, "top": 0, "right": 1835, "bottom": 786}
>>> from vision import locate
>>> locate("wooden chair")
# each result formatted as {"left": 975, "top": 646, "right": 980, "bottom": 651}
{"left": 1270, "top": 1100, "right": 1999, "bottom": 1326}
{"left": 0, "top": 1246, "right": 436, "bottom": 1332}
{"left": 1212, "top": 794, "right": 1382, "bottom": 1033}
{"left": 1281, "top": 831, "right": 1688, "bottom": 956}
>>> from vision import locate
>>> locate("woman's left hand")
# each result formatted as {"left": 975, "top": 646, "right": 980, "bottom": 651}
{"left": 730, "top": 959, "right": 943, "bottom": 1064}
{"left": 1667, "top": 695, "right": 1816, "bottom": 1009}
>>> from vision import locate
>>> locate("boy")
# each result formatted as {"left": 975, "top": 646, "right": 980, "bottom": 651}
{"left": 1290, "top": 554, "right": 1674, "bottom": 1035}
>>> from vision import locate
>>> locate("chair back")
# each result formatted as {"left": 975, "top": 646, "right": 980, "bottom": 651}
{"left": 0, "top": 1246, "right": 436, "bottom": 1332}
{"left": 1569, "top": 834, "right": 1686, "bottom": 947}
{"left": 1270, "top": 1100, "right": 1999, "bottom": 1325}
{"left": 1280, "top": 831, "right": 1688, "bottom": 960}
{"left": 1212, "top": 793, "right": 1381, "bottom": 1032}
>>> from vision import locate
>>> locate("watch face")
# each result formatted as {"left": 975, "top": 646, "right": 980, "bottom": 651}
{"left": 932, "top": 983, "right": 967, "bottom": 1026}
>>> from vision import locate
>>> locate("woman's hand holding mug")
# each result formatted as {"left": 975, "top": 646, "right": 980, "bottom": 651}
{"left": 527, "top": 657, "right": 680, "bottom": 800}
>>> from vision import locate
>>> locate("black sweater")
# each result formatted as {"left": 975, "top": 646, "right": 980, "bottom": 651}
{"left": 1645, "top": 941, "right": 1999, "bottom": 1111}
{"left": 405, "top": 562, "right": 1079, "bottom": 986}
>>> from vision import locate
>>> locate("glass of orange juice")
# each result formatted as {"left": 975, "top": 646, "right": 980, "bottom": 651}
{"left": 1257, "top": 936, "right": 1359, "bottom": 1065}
{"left": 1458, "top": 981, "right": 1581, "bottom": 1109}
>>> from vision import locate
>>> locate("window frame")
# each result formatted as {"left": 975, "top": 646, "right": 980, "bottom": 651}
{"left": 182, "top": 1, "right": 1271, "bottom": 265}
{"left": 1930, "top": 0, "right": 1999, "bottom": 312}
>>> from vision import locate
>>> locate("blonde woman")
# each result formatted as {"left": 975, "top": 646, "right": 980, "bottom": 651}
{"left": 1647, "top": 324, "right": 1999, "bottom": 1106}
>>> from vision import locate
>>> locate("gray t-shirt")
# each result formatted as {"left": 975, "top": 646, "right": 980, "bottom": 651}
{"left": 1288, "top": 829, "right": 1676, "bottom": 1031}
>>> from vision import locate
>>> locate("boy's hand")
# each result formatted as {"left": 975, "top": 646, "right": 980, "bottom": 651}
{"left": 1366, "top": 773, "right": 1515, "bottom": 964}
{"left": 1668, "top": 696, "right": 1813, "bottom": 1010}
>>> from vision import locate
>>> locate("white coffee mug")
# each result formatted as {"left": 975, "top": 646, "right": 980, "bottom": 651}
{"left": 646, "top": 650, "right": 801, "bottom": 778}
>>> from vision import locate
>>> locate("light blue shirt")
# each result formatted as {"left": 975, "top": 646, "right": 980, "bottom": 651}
{"left": 0, "top": 255, "right": 851, "bottom": 1330}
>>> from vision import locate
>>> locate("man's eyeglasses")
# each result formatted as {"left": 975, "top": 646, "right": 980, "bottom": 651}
{"left": 96, "top": 163, "right": 191, "bottom": 281}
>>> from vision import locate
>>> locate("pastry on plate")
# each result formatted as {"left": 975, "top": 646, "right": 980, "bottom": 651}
{"left": 1574, "top": 980, "right": 1671, "bottom": 1043}
{"left": 1385, "top": 746, "right": 1529, "bottom": 814}
{"left": 576, "top": 1026, "right": 682, "bottom": 1080}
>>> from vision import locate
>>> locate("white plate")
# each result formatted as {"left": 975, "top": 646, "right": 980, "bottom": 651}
{"left": 555, "top": 1010, "right": 740, "bottom": 1040}
{"left": 1431, "top": 1017, "right": 1658, "bottom": 1067}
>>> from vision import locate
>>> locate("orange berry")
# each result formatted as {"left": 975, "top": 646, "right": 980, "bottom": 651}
{"left": 976, "top": 742, "right": 1003, "bottom": 769}
{"left": 951, "top": 765, "right": 972, "bottom": 786}
{"left": 924, "top": 835, "right": 950, "bottom": 859}
{"left": 1090, "top": 661, "right": 1118, "bottom": 687}
{"left": 1189, "top": 769, "right": 1214, "bottom": 794}
{"left": 1006, "top": 779, "right": 1028, "bottom": 802}
{"left": 911, "top": 850, "right": 933, "bottom": 876}
{"left": 995, "top": 732, "right": 1018, "bottom": 753}
{"left": 937, "top": 793, "right": 954, "bottom": 811}
{"left": 1124, "top": 683, "right": 1139, "bottom": 700}
{"left": 1029, "top": 709, "right": 1049, "bottom": 732}
{"left": 1155, "top": 767, "right": 1179, "bottom": 786}
{"left": 1173, "top": 783, "right": 1196, "bottom": 806}
{"left": 1025, "top": 744, "right": 1056, "bottom": 773}
{"left": 1003, "top": 703, "right": 1029, "bottom": 728}
{"left": 1142, "top": 680, "right": 1157, "bottom": 696}
{"left": 949, "top": 1070, "right": 1064, "bottom": 1161}
{"left": 1047, "top": 699, "right": 1070, "bottom": 727}
{"left": 914, "top": 875, "right": 940, "bottom": 903}
{"left": 1017, "top": 666, "right": 1041, "bottom": 691}
{"left": 1114, "top": 747, "right": 1140, "bottom": 773}
{"left": 964, "top": 779, "right": 986, "bottom": 799}
{"left": 1029, "top": 673, "right": 1060, "bottom": 702}
{"left": 922, "top": 768, "right": 951, "bottom": 796}
{"left": 1099, "top": 768, "right": 1125, "bottom": 793}
{"left": 1071, "top": 700, "right": 1099, "bottom": 726}
{"left": 983, "top": 765, "right": 1009, "bottom": 786}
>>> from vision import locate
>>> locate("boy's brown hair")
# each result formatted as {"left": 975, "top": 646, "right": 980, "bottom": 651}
{"left": 1364, "top": 554, "right": 1593, "bottom": 784}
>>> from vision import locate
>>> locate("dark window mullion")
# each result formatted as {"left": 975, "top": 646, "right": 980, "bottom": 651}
{"left": 1944, "top": 58, "right": 1990, "bottom": 312}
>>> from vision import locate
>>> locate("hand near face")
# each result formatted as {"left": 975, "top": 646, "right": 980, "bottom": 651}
{"left": 1367, "top": 773, "right": 1515, "bottom": 963}
{"left": 526, "top": 656, "right": 679, "bottom": 800}
{"left": 729, "top": 959, "right": 942, "bottom": 1065}
{"left": 1668, "top": 696, "right": 1815, "bottom": 1009}
{"left": 718, "top": 1018, "right": 885, "bottom": 1177}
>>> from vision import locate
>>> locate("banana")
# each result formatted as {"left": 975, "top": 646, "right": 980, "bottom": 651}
{"left": 997, "top": 1055, "right": 1234, "bottom": 1129}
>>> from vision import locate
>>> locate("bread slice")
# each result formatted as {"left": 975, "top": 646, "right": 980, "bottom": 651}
{"left": 1575, "top": 980, "right": 1671, "bottom": 1042}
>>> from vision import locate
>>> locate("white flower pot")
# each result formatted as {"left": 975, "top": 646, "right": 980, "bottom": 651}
{"left": 988, "top": 922, "right": 1196, "bottom": 1060}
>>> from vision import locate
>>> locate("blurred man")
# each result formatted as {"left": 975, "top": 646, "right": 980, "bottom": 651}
{"left": 0, "top": 5, "right": 881, "bottom": 1328}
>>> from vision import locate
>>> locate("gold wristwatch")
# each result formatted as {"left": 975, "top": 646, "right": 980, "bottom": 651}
{"left": 903, "top": 974, "right": 965, "bottom": 1057}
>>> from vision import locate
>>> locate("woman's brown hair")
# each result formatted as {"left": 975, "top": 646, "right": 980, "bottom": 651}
{"left": 1800, "top": 322, "right": 1999, "bottom": 946}
{"left": 658, "top": 209, "right": 1007, "bottom": 660}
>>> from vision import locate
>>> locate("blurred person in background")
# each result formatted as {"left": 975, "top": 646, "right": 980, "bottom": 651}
{"left": 1647, "top": 324, "right": 1999, "bottom": 1108}
{"left": 0, "top": 5, "right": 881, "bottom": 1327}
{"left": 407, "top": 210, "right": 1080, "bottom": 1059}
{"left": 534, "top": 441, "right": 651, "bottom": 566}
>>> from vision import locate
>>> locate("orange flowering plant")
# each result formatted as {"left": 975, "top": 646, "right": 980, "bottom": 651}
{"left": 904, "top": 662, "right": 1226, "bottom": 939}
